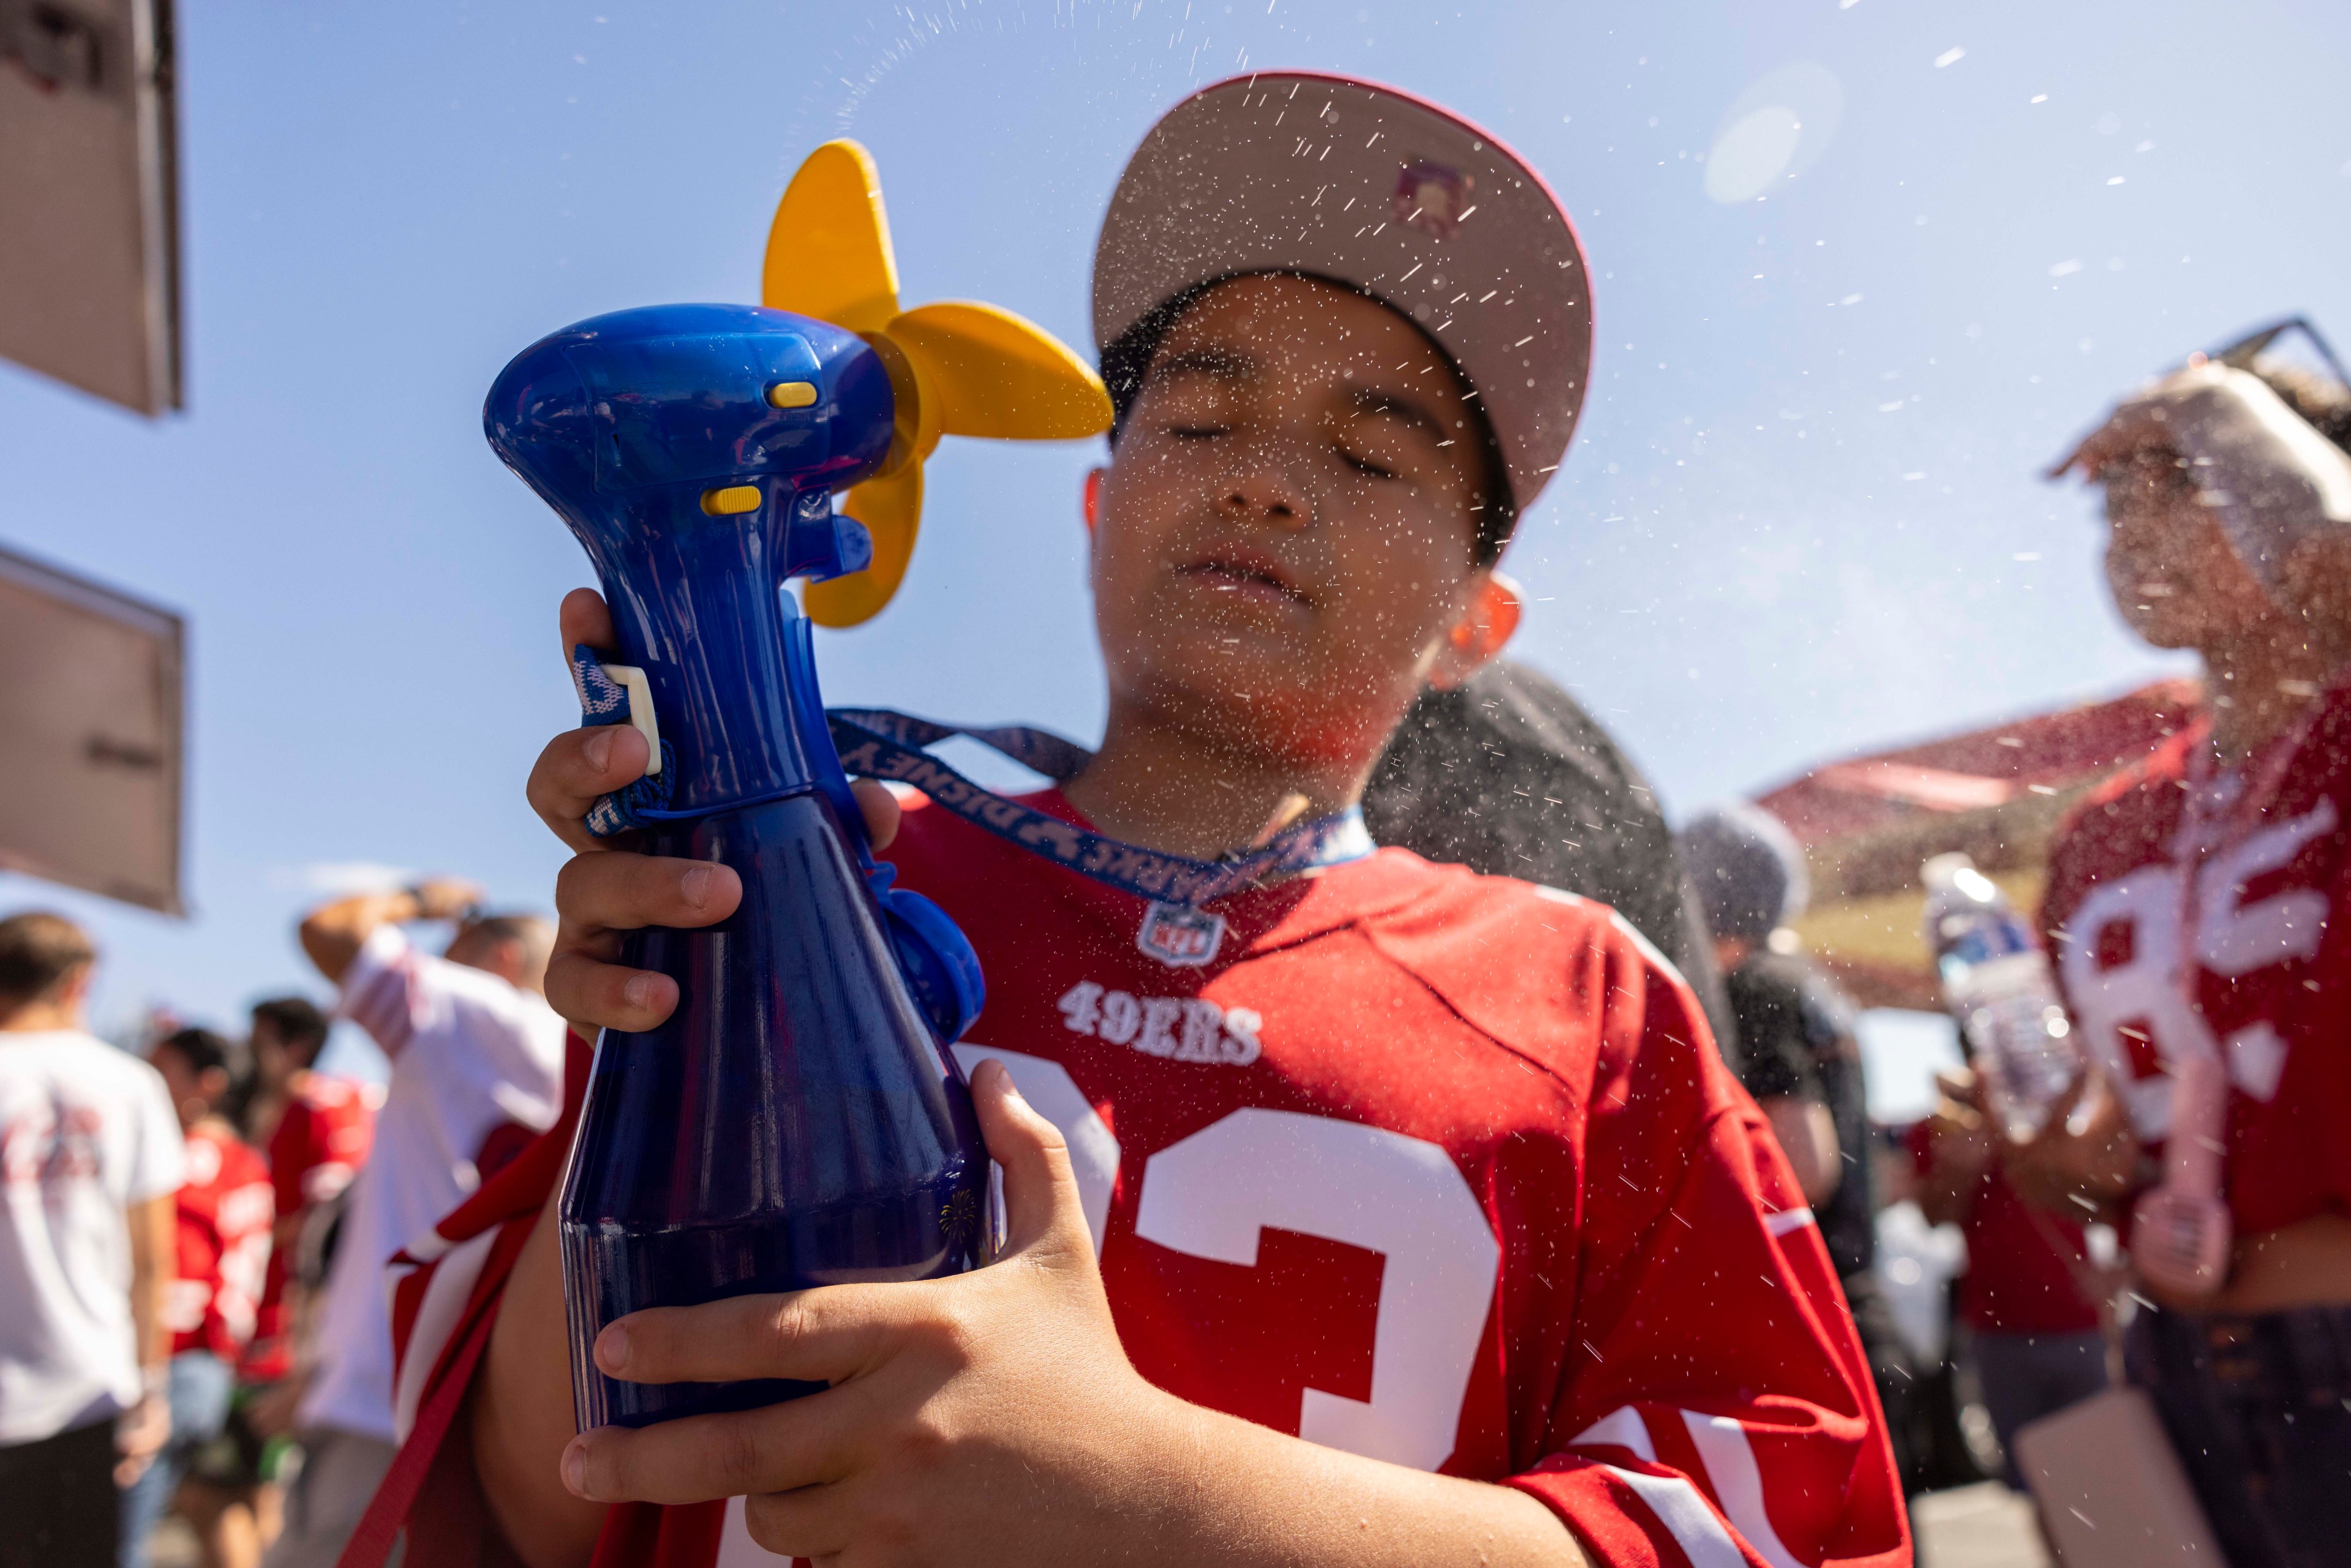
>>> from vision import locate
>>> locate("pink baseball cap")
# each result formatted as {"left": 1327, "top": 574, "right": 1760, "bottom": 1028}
{"left": 1093, "top": 72, "right": 1593, "bottom": 519}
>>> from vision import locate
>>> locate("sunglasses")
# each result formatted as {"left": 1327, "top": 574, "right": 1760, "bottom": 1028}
{"left": 2202, "top": 315, "right": 2351, "bottom": 396}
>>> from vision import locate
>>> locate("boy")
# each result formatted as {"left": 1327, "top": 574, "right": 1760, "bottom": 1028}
{"left": 371, "top": 76, "right": 1905, "bottom": 1568}
{"left": 0, "top": 913, "right": 184, "bottom": 1568}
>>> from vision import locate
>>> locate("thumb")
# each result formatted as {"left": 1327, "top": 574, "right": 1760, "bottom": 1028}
{"left": 850, "top": 777, "right": 901, "bottom": 852}
{"left": 968, "top": 1059, "right": 1088, "bottom": 1259}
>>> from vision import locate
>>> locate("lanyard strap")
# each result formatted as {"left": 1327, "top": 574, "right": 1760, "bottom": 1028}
{"left": 568, "top": 647, "right": 1374, "bottom": 909}
{"left": 825, "top": 710, "right": 1372, "bottom": 909}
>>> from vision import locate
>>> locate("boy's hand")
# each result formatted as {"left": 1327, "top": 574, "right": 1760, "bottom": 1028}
{"left": 557, "top": 1060, "right": 1191, "bottom": 1562}
{"left": 113, "top": 1389, "right": 171, "bottom": 1487}
{"left": 527, "top": 588, "right": 900, "bottom": 1036}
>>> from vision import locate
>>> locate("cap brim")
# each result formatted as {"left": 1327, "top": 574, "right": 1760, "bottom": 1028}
{"left": 1093, "top": 72, "right": 1592, "bottom": 516}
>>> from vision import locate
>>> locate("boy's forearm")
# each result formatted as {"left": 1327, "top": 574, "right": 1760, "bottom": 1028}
{"left": 127, "top": 1194, "right": 175, "bottom": 1370}
{"left": 475, "top": 1180, "right": 607, "bottom": 1568}
{"left": 1134, "top": 1398, "right": 1588, "bottom": 1568}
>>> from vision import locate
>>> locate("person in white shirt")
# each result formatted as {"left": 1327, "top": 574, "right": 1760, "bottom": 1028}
{"left": 0, "top": 912, "right": 184, "bottom": 1568}
{"left": 263, "top": 880, "right": 564, "bottom": 1568}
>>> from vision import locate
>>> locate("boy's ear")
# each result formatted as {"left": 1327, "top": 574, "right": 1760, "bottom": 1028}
{"left": 1082, "top": 467, "right": 1105, "bottom": 535}
{"left": 1428, "top": 569, "right": 1522, "bottom": 691}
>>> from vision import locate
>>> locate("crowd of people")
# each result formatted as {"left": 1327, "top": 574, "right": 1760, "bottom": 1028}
{"left": 0, "top": 884, "right": 563, "bottom": 1567}
{"left": 7, "top": 66, "right": 2351, "bottom": 1568}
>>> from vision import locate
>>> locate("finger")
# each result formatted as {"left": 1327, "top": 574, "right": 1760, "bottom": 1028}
{"left": 744, "top": 1483, "right": 854, "bottom": 1561}
{"left": 851, "top": 778, "right": 900, "bottom": 852}
{"left": 595, "top": 1285, "right": 908, "bottom": 1387}
{"left": 562, "top": 1393, "right": 860, "bottom": 1506}
{"left": 544, "top": 853, "right": 740, "bottom": 1031}
{"left": 560, "top": 586, "right": 619, "bottom": 655}
{"left": 529, "top": 726, "right": 653, "bottom": 853}
{"left": 555, "top": 850, "right": 739, "bottom": 939}
{"left": 544, "top": 948, "right": 679, "bottom": 1037}
{"left": 968, "top": 1059, "right": 1088, "bottom": 1257}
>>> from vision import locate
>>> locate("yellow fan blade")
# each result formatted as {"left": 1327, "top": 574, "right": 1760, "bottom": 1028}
{"left": 762, "top": 140, "right": 901, "bottom": 333}
{"left": 884, "top": 301, "right": 1112, "bottom": 441}
{"left": 807, "top": 462, "right": 922, "bottom": 628}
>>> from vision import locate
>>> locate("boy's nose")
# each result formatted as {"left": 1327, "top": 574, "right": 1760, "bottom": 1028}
{"left": 1219, "top": 466, "right": 1314, "bottom": 529}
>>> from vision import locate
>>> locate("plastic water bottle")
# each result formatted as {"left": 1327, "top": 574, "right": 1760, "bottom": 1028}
{"left": 1920, "top": 852, "right": 2081, "bottom": 1141}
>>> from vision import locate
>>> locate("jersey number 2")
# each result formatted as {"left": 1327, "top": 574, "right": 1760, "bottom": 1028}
{"left": 953, "top": 1045, "right": 1499, "bottom": 1474}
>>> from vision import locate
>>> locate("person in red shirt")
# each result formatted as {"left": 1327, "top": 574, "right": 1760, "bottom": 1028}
{"left": 1906, "top": 1073, "right": 2108, "bottom": 1487}
{"left": 239, "top": 996, "right": 379, "bottom": 1391}
{"left": 353, "top": 77, "right": 1906, "bottom": 1568}
{"left": 2028, "top": 334, "right": 2351, "bottom": 1566}
{"left": 129, "top": 1028, "right": 274, "bottom": 1568}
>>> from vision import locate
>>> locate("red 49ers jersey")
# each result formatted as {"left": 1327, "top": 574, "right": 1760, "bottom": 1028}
{"left": 2042, "top": 693, "right": 2351, "bottom": 1236}
{"left": 168, "top": 1124, "right": 274, "bottom": 1361}
{"left": 377, "top": 790, "right": 1905, "bottom": 1568}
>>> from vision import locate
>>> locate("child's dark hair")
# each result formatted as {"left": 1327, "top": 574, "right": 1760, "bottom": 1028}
{"left": 159, "top": 1026, "right": 235, "bottom": 1079}
{"left": 1100, "top": 273, "right": 1519, "bottom": 566}
{"left": 251, "top": 995, "right": 332, "bottom": 1063}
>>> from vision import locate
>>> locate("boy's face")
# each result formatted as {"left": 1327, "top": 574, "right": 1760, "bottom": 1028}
{"left": 1091, "top": 274, "right": 1498, "bottom": 770}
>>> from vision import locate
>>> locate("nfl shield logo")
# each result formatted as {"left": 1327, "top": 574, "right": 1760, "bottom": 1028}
{"left": 1138, "top": 902, "right": 1226, "bottom": 969}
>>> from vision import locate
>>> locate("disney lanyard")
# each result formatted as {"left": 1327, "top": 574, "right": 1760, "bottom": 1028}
{"left": 568, "top": 647, "right": 1375, "bottom": 909}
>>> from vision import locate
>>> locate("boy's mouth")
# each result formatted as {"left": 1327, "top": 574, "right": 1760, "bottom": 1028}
{"left": 1175, "top": 547, "right": 1314, "bottom": 608}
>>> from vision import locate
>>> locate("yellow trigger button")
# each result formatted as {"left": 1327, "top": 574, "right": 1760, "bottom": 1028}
{"left": 701, "top": 485, "right": 764, "bottom": 516}
{"left": 765, "top": 380, "right": 819, "bottom": 409}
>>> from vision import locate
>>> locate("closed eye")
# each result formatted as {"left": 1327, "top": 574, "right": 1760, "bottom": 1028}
{"left": 1170, "top": 424, "right": 1230, "bottom": 440}
{"left": 1341, "top": 448, "right": 1399, "bottom": 479}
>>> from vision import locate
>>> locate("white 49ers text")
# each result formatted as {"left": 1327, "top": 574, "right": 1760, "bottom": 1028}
{"left": 1056, "top": 982, "right": 1262, "bottom": 1065}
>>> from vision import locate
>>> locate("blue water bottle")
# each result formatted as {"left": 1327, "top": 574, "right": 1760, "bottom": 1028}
{"left": 484, "top": 144, "right": 1111, "bottom": 1430}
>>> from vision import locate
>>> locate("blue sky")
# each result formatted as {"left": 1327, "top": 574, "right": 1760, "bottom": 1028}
{"left": 7, "top": 0, "right": 2350, "bottom": 1042}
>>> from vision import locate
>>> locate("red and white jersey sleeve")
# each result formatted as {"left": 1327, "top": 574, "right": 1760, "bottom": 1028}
{"left": 2042, "top": 694, "right": 2351, "bottom": 1236}
{"left": 1510, "top": 1049, "right": 1898, "bottom": 1568}
{"left": 168, "top": 1125, "right": 275, "bottom": 1360}
{"left": 359, "top": 792, "right": 1904, "bottom": 1568}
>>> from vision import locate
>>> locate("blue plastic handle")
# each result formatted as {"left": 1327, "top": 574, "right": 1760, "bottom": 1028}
{"left": 487, "top": 303, "right": 993, "bottom": 1432}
